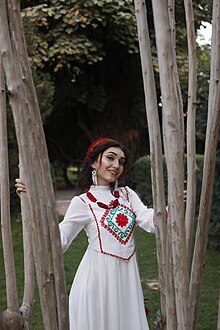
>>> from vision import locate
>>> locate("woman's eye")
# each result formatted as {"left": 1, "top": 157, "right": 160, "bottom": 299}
{"left": 107, "top": 156, "right": 114, "bottom": 161}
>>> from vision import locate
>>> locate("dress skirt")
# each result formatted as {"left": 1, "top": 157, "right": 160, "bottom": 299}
{"left": 69, "top": 247, "right": 149, "bottom": 330}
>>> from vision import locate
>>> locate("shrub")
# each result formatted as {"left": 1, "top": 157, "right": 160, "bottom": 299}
{"left": 131, "top": 155, "right": 220, "bottom": 250}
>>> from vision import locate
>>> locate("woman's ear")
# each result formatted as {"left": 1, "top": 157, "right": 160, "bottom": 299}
{"left": 91, "top": 161, "right": 97, "bottom": 169}
{"left": 91, "top": 157, "right": 100, "bottom": 170}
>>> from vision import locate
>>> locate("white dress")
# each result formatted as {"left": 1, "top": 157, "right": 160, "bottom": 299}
{"left": 59, "top": 185, "right": 155, "bottom": 330}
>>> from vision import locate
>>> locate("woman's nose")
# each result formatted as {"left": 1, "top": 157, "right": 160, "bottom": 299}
{"left": 113, "top": 159, "right": 119, "bottom": 168}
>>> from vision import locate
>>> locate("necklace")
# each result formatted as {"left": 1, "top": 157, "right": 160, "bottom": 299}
{"left": 87, "top": 190, "right": 120, "bottom": 209}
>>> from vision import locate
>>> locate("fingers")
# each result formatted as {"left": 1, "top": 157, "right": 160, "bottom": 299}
{"left": 184, "top": 180, "right": 187, "bottom": 202}
{"left": 15, "top": 178, "right": 26, "bottom": 195}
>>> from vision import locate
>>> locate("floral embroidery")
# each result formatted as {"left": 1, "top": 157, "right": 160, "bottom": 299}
{"left": 100, "top": 204, "right": 136, "bottom": 245}
{"left": 116, "top": 213, "right": 128, "bottom": 227}
{"left": 88, "top": 204, "right": 136, "bottom": 261}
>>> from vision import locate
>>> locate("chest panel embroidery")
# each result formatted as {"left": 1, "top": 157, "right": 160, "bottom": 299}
{"left": 100, "top": 204, "right": 136, "bottom": 244}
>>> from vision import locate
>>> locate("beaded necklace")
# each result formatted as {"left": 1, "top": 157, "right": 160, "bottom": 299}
{"left": 86, "top": 189, "right": 120, "bottom": 209}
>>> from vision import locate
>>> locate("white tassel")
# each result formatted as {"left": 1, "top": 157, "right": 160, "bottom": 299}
{"left": 92, "top": 169, "right": 98, "bottom": 185}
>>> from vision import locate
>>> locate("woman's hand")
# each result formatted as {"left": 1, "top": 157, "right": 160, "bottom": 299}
{"left": 184, "top": 180, "right": 187, "bottom": 202}
{"left": 15, "top": 178, "right": 26, "bottom": 196}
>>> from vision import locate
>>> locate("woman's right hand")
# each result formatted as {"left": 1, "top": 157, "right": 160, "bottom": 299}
{"left": 15, "top": 178, "right": 27, "bottom": 196}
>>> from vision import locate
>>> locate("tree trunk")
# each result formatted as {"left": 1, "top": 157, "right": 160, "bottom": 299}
{"left": 165, "top": 222, "right": 177, "bottom": 330}
{"left": 0, "top": 0, "right": 69, "bottom": 328}
{"left": 151, "top": 1, "right": 189, "bottom": 328}
{"left": 189, "top": 1, "right": 220, "bottom": 327}
{"left": 134, "top": 2, "right": 167, "bottom": 326}
{"left": 0, "top": 55, "right": 22, "bottom": 329}
{"left": 19, "top": 165, "right": 35, "bottom": 330}
{"left": 184, "top": 0, "right": 197, "bottom": 263}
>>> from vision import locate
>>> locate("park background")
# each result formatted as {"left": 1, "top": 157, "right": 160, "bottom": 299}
{"left": 0, "top": 0, "right": 219, "bottom": 329}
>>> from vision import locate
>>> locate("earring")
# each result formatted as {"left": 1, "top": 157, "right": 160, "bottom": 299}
{"left": 92, "top": 169, "right": 98, "bottom": 185}
{"left": 114, "top": 179, "right": 118, "bottom": 190}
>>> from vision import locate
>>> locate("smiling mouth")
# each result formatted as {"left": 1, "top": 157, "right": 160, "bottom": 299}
{"left": 109, "top": 170, "right": 117, "bottom": 176}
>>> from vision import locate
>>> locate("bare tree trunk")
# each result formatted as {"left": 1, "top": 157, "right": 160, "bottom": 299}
{"left": 168, "top": 0, "right": 184, "bottom": 132}
{"left": 0, "top": 56, "right": 22, "bottom": 329}
{"left": 151, "top": 1, "right": 189, "bottom": 329}
{"left": 133, "top": 2, "right": 167, "bottom": 327}
{"left": 0, "top": 0, "right": 69, "bottom": 328}
{"left": 189, "top": 1, "right": 220, "bottom": 327}
{"left": 165, "top": 222, "right": 177, "bottom": 330}
{"left": 8, "top": 1, "right": 69, "bottom": 326}
{"left": 19, "top": 165, "right": 35, "bottom": 330}
{"left": 184, "top": 0, "right": 197, "bottom": 263}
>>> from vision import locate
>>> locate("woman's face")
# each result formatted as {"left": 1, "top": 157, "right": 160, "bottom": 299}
{"left": 92, "top": 147, "right": 125, "bottom": 186}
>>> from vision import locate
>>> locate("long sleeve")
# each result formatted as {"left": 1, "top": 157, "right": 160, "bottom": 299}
{"left": 59, "top": 196, "right": 91, "bottom": 253}
{"left": 126, "top": 187, "right": 155, "bottom": 234}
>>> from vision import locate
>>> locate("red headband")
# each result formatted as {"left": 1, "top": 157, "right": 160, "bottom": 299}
{"left": 86, "top": 138, "right": 113, "bottom": 160}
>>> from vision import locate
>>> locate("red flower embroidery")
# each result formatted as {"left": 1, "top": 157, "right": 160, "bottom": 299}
{"left": 116, "top": 213, "right": 128, "bottom": 227}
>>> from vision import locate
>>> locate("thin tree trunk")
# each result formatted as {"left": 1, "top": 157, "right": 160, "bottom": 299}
{"left": 165, "top": 222, "right": 177, "bottom": 330}
{"left": 184, "top": 0, "right": 197, "bottom": 263}
{"left": 0, "top": 4, "right": 57, "bottom": 328}
{"left": 168, "top": 0, "right": 184, "bottom": 135}
{"left": 19, "top": 165, "right": 35, "bottom": 330}
{"left": 151, "top": 0, "right": 189, "bottom": 328}
{"left": 7, "top": 3, "right": 69, "bottom": 326}
{"left": 9, "top": 0, "right": 68, "bottom": 329}
{"left": 0, "top": 55, "right": 22, "bottom": 329}
{"left": 189, "top": 1, "right": 220, "bottom": 327}
{"left": 0, "top": 0, "right": 69, "bottom": 328}
{"left": 134, "top": 1, "right": 167, "bottom": 326}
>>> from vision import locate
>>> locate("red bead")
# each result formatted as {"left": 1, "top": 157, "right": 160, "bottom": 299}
{"left": 97, "top": 202, "right": 109, "bottom": 209}
{"left": 112, "top": 199, "right": 119, "bottom": 208}
{"left": 114, "top": 190, "right": 120, "bottom": 198}
{"left": 87, "top": 192, "right": 97, "bottom": 202}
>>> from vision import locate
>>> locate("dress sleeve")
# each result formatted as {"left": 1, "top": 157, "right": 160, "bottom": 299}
{"left": 59, "top": 196, "right": 91, "bottom": 253}
{"left": 125, "top": 187, "right": 155, "bottom": 234}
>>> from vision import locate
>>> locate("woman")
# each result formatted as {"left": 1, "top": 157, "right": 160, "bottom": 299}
{"left": 16, "top": 138, "right": 155, "bottom": 330}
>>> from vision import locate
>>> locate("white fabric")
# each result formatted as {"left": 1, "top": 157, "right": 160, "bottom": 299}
{"left": 59, "top": 185, "right": 155, "bottom": 330}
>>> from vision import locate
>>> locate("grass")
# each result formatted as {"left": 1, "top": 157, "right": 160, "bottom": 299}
{"left": 0, "top": 218, "right": 219, "bottom": 329}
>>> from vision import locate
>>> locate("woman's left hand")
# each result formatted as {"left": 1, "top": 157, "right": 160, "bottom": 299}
{"left": 184, "top": 180, "right": 187, "bottom": 202}
{"left": 15, "top": 178, "right": 27, "bottom": 196}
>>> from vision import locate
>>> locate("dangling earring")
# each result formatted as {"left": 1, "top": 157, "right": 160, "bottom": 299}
{"left": 114, "top": 179, "right": 118, "bottom": 190}
{"left": 92, "top": 169, "right": 98, "bottom": 185}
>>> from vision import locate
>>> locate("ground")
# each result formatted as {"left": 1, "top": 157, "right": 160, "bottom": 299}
{"left": 55, "top": 189, "right": 75, "bottom": 216}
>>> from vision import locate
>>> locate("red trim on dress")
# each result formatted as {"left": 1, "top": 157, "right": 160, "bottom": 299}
{"left": 88, "top": 204, "right": 135, "bottom": 261}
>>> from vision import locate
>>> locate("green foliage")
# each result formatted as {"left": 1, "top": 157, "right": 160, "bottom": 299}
{"left": 195, "top": 45, "right": 212, "bottom": 152}
{"left": 132, "top": 155, "right": 220, "bottom": 250}
{"left": 33, "top": 70, "right": 55, "bottom": 122}
{"left": 22, "top": 0, "right": 138, "bottom": 74}
{"left": 18, "top": 0, "right": 214, "bottom": 186}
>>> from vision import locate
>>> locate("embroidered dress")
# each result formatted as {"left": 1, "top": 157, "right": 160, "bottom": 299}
{"left": 59, "top": 185, "right": 155, "bottom": 330}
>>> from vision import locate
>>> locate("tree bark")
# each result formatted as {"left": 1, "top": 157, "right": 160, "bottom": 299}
{"left": 151, "top": 0, "right": 189, "bottom": 328}
{"left": 0, "top": 55, "right": 22, "bottom": 328}
{"left": 19, "top": 164, "right": 35, "bottom": 330}
{"left": 184, "top": 0, "right": 197, "bottom": 263}
{"left": 189, "top": 1, "right": 220, "bottom": 327}
{"left": 165, "top": 222, "right": 177, "bottom": 330}
{"left": 134, "top": 0, "right": 167, "bottom": 325}
{"left": 0, "top": 0, "right": 69, "bottom": 328}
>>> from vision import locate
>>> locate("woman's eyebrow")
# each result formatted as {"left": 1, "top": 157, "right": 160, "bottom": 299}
{"left": 106, "top": 151, "right": 125, "bottom": 158}
{"left": 106, "top": 151, "right": 117, "bottom": 156}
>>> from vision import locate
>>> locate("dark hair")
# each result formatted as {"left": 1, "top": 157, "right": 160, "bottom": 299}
{"left": 77, "top": 139, "right": 127, "bottom": 191}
